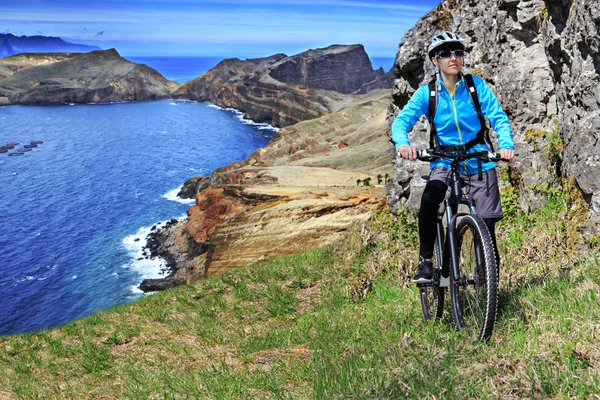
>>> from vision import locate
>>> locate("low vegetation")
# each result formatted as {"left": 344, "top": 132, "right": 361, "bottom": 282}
{"left": 0, "top": 182, "right": 599, "bottom": 399}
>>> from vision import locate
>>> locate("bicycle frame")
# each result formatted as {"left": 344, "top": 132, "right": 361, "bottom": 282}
{"left": 443, "top": 163, "right": 477, "bottom": 286}
{"left": 417, "top": 148, "right": 501, "bottom": 339}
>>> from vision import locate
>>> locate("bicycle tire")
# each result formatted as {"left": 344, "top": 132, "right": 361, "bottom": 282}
{"left": 420, "top": 234, "right": 445, "bottom": 321}
{"left": 450, "top": 215, "right": 498, "bottom": 341}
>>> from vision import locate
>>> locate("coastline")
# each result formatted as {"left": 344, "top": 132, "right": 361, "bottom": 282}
{"left": 135, "top": 105, "right": 279, "bottom": 292}
{"left": 137, "top": 89, "right": 394, "bottom": 291}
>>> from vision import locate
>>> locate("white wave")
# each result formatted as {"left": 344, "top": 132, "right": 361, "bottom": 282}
{"left": 122, "top": 225, "right": 167, "bottom": 294}
{"left": 121, "top": 216, "right": 186, "bottom": 295}
{"left": 207, "top": 102, "right": 279, "bottom": 132}
{"left": 162, "top": 186, "right": 195, "bottom": 204}
{"left": 169, "top": 102, "right": 179, "bottom": 106}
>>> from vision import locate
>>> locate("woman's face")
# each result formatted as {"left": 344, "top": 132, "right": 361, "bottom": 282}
{"left": 431, "top": 48, "right": 464, "bottom": 76}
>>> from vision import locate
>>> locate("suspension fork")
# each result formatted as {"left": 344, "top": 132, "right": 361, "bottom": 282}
{"left": 436, "top": 218, "right": 449, "bottom": 278}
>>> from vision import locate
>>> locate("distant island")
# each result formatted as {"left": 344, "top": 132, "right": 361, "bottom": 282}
{"left": 0, "top": 33, "right": 100, "bottom": 57}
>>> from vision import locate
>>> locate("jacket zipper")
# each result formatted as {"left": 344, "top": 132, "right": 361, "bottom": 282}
{"left": 450, "top": 81, "right": 464, "bottom": 145}
{"left": 450, "top": 81, "right": 470, "bottom": 173}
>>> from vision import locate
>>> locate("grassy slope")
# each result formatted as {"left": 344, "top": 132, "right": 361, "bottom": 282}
{"left": 0, "top": 185, "right": 599, "bottom": 399}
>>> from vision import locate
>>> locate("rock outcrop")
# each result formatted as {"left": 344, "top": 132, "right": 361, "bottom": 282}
{"left": 140, "top": 89, "right": 393, "bottom": 291}
{"left": 387, "top": 0, "right": 600, "bottom": 244}
{"left": 0, "top": 49, "right": 179, "bottom": 105}
{"left": 173, "top": 45, "right": 392, "bottom": 128}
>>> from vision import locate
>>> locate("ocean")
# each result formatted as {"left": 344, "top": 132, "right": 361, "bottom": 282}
{"left": 0, "top": 55, "right": 394, "bottom": 336}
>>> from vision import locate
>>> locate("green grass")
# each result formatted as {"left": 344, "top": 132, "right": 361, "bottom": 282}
{"left": 0, "top": 195, "right": 599, "bottom": 398}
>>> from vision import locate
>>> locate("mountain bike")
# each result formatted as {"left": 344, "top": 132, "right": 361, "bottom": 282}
{"left": 416, "top": 148, "right": 501, "bottom": 341}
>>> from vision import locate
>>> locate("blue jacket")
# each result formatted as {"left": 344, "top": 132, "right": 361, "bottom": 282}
{"left": 391, "top": 74, "right": 514, "bottom": 175}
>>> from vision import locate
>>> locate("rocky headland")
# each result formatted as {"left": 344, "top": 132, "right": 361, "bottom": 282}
{"left": 140, "top": 88, "right": 394, "bottom": 291}
{"left": 173, "top": 44, "right": 393, "bottom": 127}
{"left": 0, "top": 48, "right": 179, "bottom": 105}
{"left": 139, "top": 45, "right": 397, "bottom": 291}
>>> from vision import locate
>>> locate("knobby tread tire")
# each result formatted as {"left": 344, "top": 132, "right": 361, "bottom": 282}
{"left": 451, "top": 215, "right": 498, "bottom": 341}
{"left": 420, "top": 233, "right": 445, "bottom": 321}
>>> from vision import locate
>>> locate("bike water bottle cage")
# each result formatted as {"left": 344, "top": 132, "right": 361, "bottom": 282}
{"left": 427, "top": 73, "right": 495, "bottom": 152}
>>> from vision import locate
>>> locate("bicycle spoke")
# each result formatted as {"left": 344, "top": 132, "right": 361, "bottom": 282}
{"left": 451, "top": 215, "right": 497, "bottom": 341}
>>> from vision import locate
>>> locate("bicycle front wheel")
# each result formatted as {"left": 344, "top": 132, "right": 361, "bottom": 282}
{"left": 450, "top": 215, "right": 498, "bottom": 341}
{"left": 420, "top": 234, "right": 445, "bottom": 321}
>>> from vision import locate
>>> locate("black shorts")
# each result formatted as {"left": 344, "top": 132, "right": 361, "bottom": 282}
{"left": 429, "top": 166, "right": 503, "bottom": 219}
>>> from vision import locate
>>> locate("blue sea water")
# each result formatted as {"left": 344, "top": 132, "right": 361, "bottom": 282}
{"left": 0, "top": 54, "right": 394, "bottom": 336}
{"left": 125, "top": 56, "right": 223, "bottom": 83}
{"left": 0, "top": 100, "right": 276, "bottom": 335}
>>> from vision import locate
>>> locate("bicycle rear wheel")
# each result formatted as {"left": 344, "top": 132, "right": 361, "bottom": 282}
{"left": 450, "top": 215, "right": 498, "bottom": 341}
{"left": 420, "top": 235, "right": 445, "bottom": 321}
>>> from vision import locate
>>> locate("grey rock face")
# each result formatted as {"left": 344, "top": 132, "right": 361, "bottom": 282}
{"left": 387, "top": 0, "right": 600, "bottom": 243}
{"left": 268, "top": 45, "right": 391, "bottom": 94}
{"left": 175, "top": 45, "right": 393, "bottom": 128}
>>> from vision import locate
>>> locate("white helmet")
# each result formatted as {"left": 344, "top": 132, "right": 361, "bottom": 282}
{"left": 427, "top": 31, "right": 464, "bottom": 58}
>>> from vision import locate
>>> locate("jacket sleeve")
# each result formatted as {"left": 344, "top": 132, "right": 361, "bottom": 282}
{"left": 391, "top": 85, "right": 429, "bottom": 151}
{"left": 474, "top": 76, "right": 514, "bottom": 150}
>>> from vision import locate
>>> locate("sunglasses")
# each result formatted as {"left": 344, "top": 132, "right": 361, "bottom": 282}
{"left": 437, "top": 49, "right": 464, "bottom": 59}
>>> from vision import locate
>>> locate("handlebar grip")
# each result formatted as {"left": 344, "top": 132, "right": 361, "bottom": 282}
{"left": 416, "top": 149, "right": 438, "bottom": 161}
{"left": 487, "top": 152, "right": 503, "bottom": 162}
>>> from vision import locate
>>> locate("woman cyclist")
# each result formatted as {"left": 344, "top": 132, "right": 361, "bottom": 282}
{"left": 391, "top": 31, "right": 515, "bottom": 283}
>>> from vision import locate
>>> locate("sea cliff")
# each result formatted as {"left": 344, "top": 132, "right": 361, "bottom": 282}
{"left": 172, "top": 44, "right": 392, "bottom": 127}
{"left": 141, "top": 88, "right": 394, "bottom": 291}
{"left": 140, "top": 45, "right": 395, "bottom": 291}
{"left": 0, "top": 49, "right": 179, "bottom": 105}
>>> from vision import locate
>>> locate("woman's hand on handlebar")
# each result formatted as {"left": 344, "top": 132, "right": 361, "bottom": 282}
{"left": 499, "top": 149, "right": 514, "bottom": 162}
{"left": 398, "top": 145, "right": 417, "bottom": 161}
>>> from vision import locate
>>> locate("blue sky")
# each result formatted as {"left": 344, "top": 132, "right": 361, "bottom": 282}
{"left": 1, "top": 0, "right": 441, "bottom": 58}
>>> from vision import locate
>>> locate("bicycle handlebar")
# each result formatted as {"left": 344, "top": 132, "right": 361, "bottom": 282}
{"left": 416, "top": 148, "right": 504, "bottom": 163}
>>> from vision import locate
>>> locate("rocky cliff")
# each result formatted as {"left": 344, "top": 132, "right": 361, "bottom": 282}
{"left": 173, "top": 44, "right": 392, "bottom": 127}
{"left": 0, "top": 49, "right": 179, "bottom": 105}
{"left": 141, "top": 89, "right": 393, "bottom": 291}
{"left": 387, "top": 0, "right": 600, "bottom": 244}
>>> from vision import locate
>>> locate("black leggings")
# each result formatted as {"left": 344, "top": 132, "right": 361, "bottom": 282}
{"left": 418, "top": 180, "right": 500, "bottom": 270}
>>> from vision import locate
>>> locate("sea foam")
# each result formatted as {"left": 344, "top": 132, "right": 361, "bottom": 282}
{"left": 207, "top": 103, "right": 279, "bottom": 132}
{"left": 162, "top": 186, "right": 195, "bottom": 204}
{"left": 122, "top": 214, "right": 187, "bottom": 294}
{"left": 122, "top": 225, "right": 167, "bottom": 294}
